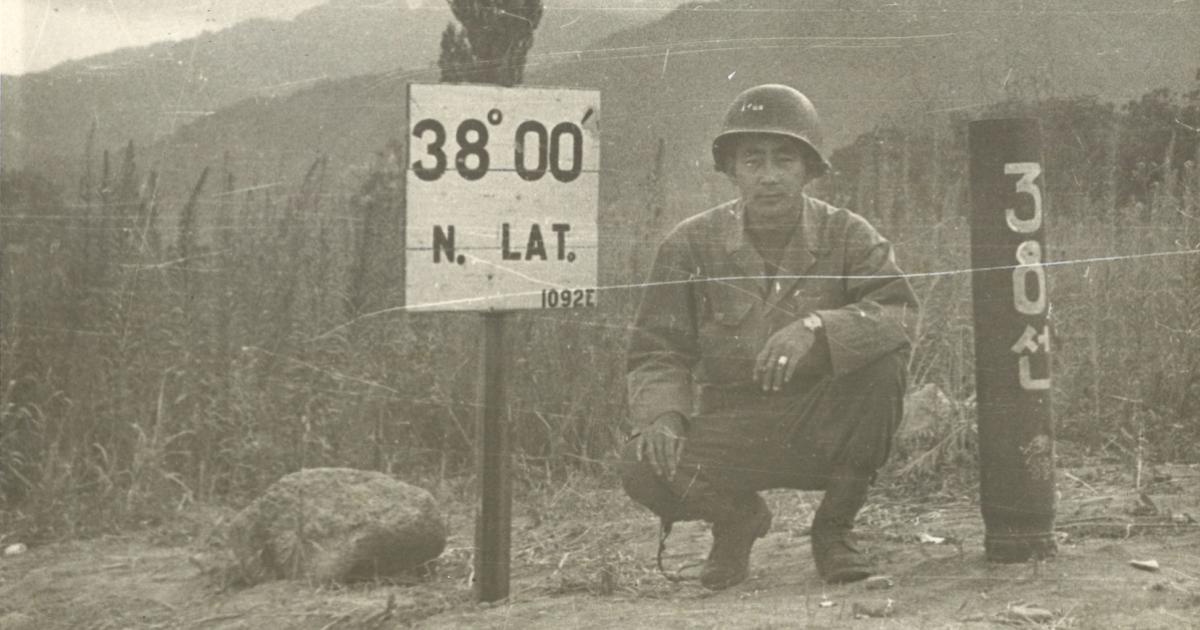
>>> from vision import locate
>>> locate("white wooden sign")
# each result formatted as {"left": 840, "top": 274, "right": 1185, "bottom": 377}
{"left": 405, "top": 83, "right": 600, "bottom": 311}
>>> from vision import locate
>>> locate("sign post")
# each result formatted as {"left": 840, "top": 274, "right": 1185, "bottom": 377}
{"left": 405, "top": 84, "right": 600, "bottom": 601}
{"left": 474, "top": 311, "right": 510, "bottom": 601}
{"left": 968, "top": 118, "right": 1057, "bottom": 562}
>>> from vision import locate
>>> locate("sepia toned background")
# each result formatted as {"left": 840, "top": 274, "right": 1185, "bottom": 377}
{"left": 1, "top": 1, "right": 1199, "bottom": 627}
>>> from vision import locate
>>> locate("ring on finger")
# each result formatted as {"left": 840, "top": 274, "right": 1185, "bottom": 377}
{"left": 776, "top": 355, "right": 789, "bottom": 366}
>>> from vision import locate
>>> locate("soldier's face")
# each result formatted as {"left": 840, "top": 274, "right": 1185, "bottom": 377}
{"left": 728, "top": 134, "right": 810, "bottom": 222}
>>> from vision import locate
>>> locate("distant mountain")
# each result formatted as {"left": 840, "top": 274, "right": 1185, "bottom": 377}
{"left": 0, "top": 0, "right": 675, "bottom": 180}
{"left": 139, "top": 0, "right": 1200, "bottom": 215}
{"left": 531, "top": 0, "right": 1200, "bottom": 205}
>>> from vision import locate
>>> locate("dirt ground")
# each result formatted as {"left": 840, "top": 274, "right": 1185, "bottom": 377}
{"left": 2, "top": 461, "right": 1198, "bottom": 629}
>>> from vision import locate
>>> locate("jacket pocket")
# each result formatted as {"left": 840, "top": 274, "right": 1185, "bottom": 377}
{"left": 697, "top": 282, "right": 759, "bottom": 385}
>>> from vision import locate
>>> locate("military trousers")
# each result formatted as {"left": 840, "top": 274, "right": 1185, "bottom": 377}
{"left": 620, "top": 350, "right": 907, "bottom": 525}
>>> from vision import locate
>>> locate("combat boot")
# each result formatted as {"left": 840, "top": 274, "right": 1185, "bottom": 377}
{"left": 811, "top": 468, "right": 874, "bottom": 584}
{"left": 699, "top": 494, "right": 772, "bottom": 590}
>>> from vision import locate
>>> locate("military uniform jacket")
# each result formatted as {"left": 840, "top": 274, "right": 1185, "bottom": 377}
{"left": 626, "top": 195, "right": 919, "bottom": 433}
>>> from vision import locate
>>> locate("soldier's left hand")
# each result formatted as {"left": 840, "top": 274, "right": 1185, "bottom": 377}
{"left": 754, "top": 319, "right": 816, "bottom": 392}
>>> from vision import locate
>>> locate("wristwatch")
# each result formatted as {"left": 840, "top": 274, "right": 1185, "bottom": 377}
{"left": 801, "top": 313, "right": 823, "bottom": 332}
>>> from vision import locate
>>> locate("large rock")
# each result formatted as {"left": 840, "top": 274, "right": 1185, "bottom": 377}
{"left": 225, "top": 468, "right": 446, "bottom": 585}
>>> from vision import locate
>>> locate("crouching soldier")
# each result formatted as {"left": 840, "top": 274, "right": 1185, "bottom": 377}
{"left": 621, "top": 84, "right": 918, "bottom": 590}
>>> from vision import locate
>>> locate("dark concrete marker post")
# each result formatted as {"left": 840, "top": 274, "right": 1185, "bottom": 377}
{"left": 968, "top": 118, "right": 1058, "bottom": 562}
{"left": 475, "top": 311, "right": 511, "bottom": 601}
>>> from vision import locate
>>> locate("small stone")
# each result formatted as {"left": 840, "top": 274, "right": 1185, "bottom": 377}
{"left": 864, "top": 575, "right": 895, "bottom": 590}
{"left": 918, "top": 533, "right": 946, "bottom": 544}
{"left": 1003, "top": 604, "right": 1054, "bottom": 623}
{"left": 1130, "top": 559, "right": 1160, "bottom": 572}
{"left": 852, "top": 599, "right": 896, "bottom": 618}
{"left": 3, "top": 544, "right": 26, "bottom": 557}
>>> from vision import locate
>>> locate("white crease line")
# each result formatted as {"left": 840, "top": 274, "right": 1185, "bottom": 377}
{"left": 458, "top": 253, "right": 568, "bottom": 289}
{"left": 306, "top": 246, "right": 1200, "bottom": 342}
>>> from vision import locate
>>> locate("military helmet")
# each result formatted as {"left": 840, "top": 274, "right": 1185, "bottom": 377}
{"left": 712, "top": 84, "right": 831, "bottom": 177}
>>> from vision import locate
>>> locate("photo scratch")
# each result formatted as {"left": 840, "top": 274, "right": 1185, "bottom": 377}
{"left": 2, "top": 1, "right": 1199, "bottom": 626}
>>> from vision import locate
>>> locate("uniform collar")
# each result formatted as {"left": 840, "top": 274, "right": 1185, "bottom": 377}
{"left": 723, "top": 196, "right": 820, "bottom": 301}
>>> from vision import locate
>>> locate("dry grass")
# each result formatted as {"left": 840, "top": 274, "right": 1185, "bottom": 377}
{"left": 1, "top": 95, "right": 1198, "bottom": 543}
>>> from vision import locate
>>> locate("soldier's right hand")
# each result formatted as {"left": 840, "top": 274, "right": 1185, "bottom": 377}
{"left": 635, "top": 412, "right": 687, "bottom": 480}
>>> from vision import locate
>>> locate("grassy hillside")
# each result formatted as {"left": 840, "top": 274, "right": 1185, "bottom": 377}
{"left": 2, "top": 0, "right": 1199, "bottom": 540}
{"left": 119, "top": 0, "right": 1200, "bottom": 296}
{"left": 5, "top": 103, "right": 1198, "bottom": 540}
{"left": 118, "top": 0, "right": 1199, "bottom": 206}
{"left": 531, "top": 0, "right": 1200, "bottom": 215}
{"left": 0, "top": 0, "right": 669, "bottom": 179}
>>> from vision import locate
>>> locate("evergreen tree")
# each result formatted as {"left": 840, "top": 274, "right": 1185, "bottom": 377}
{"left": 438, "top": 0, "right": 543, "bottom": 86}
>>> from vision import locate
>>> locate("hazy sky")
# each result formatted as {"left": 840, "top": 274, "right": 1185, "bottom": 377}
{"left": 0, "top": 0, "right": 685, "bottom": 75}
{"left": 0, "top": 1, "right": 331, "bottom": 74}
